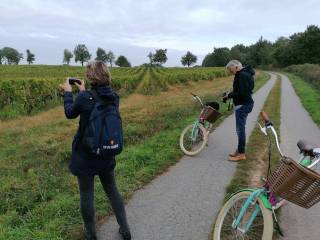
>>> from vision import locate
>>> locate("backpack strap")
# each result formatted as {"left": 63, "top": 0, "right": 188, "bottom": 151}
{"left": 89, "top": 89, "right": 115, "bottom": 106}
{"left": 89, "top": 89, "right": 120, "bottom": 118}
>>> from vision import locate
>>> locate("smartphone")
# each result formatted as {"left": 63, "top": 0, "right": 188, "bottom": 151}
{"left": 68, "top": 78, "right": 82, "bottom": 85}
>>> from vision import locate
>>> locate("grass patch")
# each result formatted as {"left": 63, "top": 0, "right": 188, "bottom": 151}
{"left": 0, "top": 72, "right": 269, "bottom": 239}
{"left": 286, "top": 73, "right": 320, "bottom": 126}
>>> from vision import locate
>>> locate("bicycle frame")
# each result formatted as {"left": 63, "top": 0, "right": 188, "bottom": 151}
{"left": 189, "top": 93, "right": 214, "bottom": 141}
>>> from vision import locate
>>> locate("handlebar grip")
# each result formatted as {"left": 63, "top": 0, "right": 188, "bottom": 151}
{"left": 260, "top": 111, "right": 270, "bottom": 123}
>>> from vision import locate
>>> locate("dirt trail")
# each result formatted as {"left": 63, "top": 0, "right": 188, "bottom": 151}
{"left": 279, "top": 74, "right": 320, "bottom": 240}
{"left": 97, "top": 73, "right": 277, "bottom": 240}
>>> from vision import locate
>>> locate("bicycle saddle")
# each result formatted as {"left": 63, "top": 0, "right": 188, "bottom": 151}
{"left": 297, "top": 140, "right": 320, "bottom": 157}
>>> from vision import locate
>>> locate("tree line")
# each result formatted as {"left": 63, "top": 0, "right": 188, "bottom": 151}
{"left": 63, "top": 45, "right": 132, "bottom": 67}
{"left": 0, "top": 48, "right": 35, "bottom": 65}
{"left": 202, "top": 25, "right": 320, "bottom": 68}
{"left": 0, "top": 44, "right": 198, "bottom": 67}
{"left": 2, "top": 25, "right": 318, "bottom": 68}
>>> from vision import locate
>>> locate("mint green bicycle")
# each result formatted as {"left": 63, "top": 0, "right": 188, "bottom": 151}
{"left": 213, "top": 111, "right": 320, "bottom": 240}
{"left": 179, "top": 93, "right": 222, "bottom": 156}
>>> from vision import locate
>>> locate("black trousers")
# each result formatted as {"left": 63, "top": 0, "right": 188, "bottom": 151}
{"left": 77, "top": 170, "right": 129, "bottom": 239}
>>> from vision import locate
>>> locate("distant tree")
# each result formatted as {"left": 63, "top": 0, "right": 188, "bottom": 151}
{"left": 230, "top": 44, "right": 248, "bottom": 64}
{"left": 272, "top": 37, "right": 291, "bottom": 67}
{"left": 63, "top": 49, "right": 73, "bottom": 65}
{"left": 95, "top": 47, "right": 108, "bottom": 62}
{"left": 106, "top": 51, "right": 115, "bottom": 67}
{"left": 246, "top": 36, "right": 274, "bottom": 67}
{"left": 1, "top": 47, "right": 23, "bottom": 65}
{"left": 274, "top": 25, "right": 320, "bottom": 67}
{"left": 26, "top": 49, "right": 35, "bottom": 64}
{"left": 115, "top": 55, "right": 131, "bottom": 67}
{"left": 152, "top": 49, "right": 167, "bottom": 66}
{"left": 0, "top": 49, "right": 3, "bottom": 65}
{"left": 147, "top": 52, "right": 154, "bottom": 65}
{"left": 181, "top": 51, "right": 197, "bottom": 67}
{"left": 74, "top": 44, "right": 91, "bottom": 66}
{"left": 202, "top": 47, "right": 230, "bottom": 67}
{"left": 298, "top": 25, "right": 320, "bottom": 64}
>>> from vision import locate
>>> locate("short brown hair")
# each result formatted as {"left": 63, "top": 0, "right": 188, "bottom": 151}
{"left": 86, "top": 60, "right": 111, "bottom": 85}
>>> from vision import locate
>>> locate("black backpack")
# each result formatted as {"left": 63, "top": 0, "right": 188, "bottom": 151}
{"left": 81, "top": 90, "right": 123, "bottom": 157}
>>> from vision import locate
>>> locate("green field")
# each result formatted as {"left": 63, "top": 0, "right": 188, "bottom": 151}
{"left": 0, "top": 64, "right": 268, "bottom": 239}
{"left": 0, "top": 65, "right": 228, "bottom": 119}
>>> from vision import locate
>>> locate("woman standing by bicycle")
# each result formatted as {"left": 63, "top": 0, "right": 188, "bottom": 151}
{"left": 60, "top": 61, "right": 131, "bottom": 240}
{"left": 223, "top": 60, "right": 255, "bottom": 161}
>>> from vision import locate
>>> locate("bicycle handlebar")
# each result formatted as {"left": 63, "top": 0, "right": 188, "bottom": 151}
{"left": 258, "top": 111, "right": 283, "bottom": 157}
{"left": 190, "top": 93, "right": 204, "bottom": 108}
{"left": 260, "top": 111, "right": 270, "bottom": 123}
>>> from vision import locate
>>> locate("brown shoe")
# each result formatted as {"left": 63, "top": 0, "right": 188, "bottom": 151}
{"left": 229, "top": 153, "right": 246, "bottom": 161}
{"left": 229, "top": 150, "right": 238, "bottom": 157}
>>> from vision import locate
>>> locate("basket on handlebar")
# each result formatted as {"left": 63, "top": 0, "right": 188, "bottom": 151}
{"left": 268, "top": 156, "right": 320, "bottom": 209}
{"left": 200, "top": 105, "right": 222, "bottom": 123}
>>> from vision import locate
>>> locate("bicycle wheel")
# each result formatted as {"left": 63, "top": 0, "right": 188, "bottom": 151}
{"left": 213, "top": 191, "right": 273, "bottom": 240}
{"left": 179, "top": 124, "right": 208, "bottom": 156}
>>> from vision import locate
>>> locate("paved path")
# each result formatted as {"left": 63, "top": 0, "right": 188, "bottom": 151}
{"left": 98, "top": 73, "right": 277, "bottom": 240}
{"left": 279, "top": 74, "right": 320, "bottom": 240}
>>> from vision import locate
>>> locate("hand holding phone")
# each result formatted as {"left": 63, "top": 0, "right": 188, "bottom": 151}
{"left": 68, "top": 78, "right": 82, "bottom": 85}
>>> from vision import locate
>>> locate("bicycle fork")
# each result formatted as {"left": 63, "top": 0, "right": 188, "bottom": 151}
{"left": 190, "top": 121, "right": 201, "bottom": 141}
{"left": 232, "top": 189, "right": 264, "bottom": 233}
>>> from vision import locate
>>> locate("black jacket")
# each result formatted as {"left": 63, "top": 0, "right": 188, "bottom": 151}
{"left": 228, "top": 66, "right": 255, "bottom": 106}
{"left": 63, "top": 84, "right": 119, "bottom": 176}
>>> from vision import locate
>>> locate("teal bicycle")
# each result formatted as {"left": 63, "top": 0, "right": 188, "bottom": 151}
{"left": 213, "top": 111, "right": 320, "bottom": 240}
{"left": 179, "top": 93, "right": 223, "bottom": 156}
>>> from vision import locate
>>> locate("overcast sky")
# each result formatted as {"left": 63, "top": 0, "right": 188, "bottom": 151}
{"left": 0, "top": 0, "right": 319, "bottom": 66}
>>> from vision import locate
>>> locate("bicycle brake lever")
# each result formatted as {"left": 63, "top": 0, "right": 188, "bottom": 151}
{"left": 258, "top": 122, "right": 268, "bottom": 136}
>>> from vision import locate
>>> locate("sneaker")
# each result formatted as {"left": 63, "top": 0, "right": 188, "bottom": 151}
{"left": 228, "top": 153, "right": 246, "bottom": 161}
{"left": 119, "top": 227, "right": 132, "bottom": 240}
{"left": 229, "top": 150, "right": 238, "bottom": 157}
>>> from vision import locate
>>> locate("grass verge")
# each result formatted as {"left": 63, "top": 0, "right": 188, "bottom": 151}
{"left": 0, "top": 72, "right": 269, "bottom": 239}
{"left": 286, "top": 73, "right": 320, "bottom": 126}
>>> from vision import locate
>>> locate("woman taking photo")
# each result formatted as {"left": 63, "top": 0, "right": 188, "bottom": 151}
{"left": 60, "top": 61, "right": 131, "bottom": 240}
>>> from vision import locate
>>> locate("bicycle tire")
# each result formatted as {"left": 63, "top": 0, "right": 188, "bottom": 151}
{"left": 179, "top": 124, "right": 208, "bottom": 156}
{"left": 213, "top": 190, "right": 273, "bottom": 240}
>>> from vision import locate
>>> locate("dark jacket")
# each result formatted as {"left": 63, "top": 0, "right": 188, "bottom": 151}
{"left": 228, "top": 66, "right": 255, "bottom": 106}
{"left": 63, "top": 84, "right": 119, "bottom": 176}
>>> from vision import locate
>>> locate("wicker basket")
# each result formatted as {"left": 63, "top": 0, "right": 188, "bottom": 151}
{"left": 200, "top": 106, "right": 222, "bottom": 123}
{"left": 268, "top": 156, "right": 320, "bottom": 209}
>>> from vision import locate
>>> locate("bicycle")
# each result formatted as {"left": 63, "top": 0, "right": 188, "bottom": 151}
{"left": 213, "top": 111, "right": 320, "bottom": 240}
{"left": 179, "top": 93, "right": 232, "bottom": 156}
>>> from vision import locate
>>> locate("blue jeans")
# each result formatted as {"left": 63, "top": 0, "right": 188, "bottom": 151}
{"left": 235, "top": 103, "right": 254, "bottom": 154}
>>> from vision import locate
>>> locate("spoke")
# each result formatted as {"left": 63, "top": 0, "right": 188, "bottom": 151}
{"left": 219, "top": 196, "right": 264, "bottom": 240}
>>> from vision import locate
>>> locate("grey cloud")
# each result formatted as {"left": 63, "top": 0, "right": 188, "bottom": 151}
{"left": 0, "top": 0, "right": 319, "bottom": 65}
